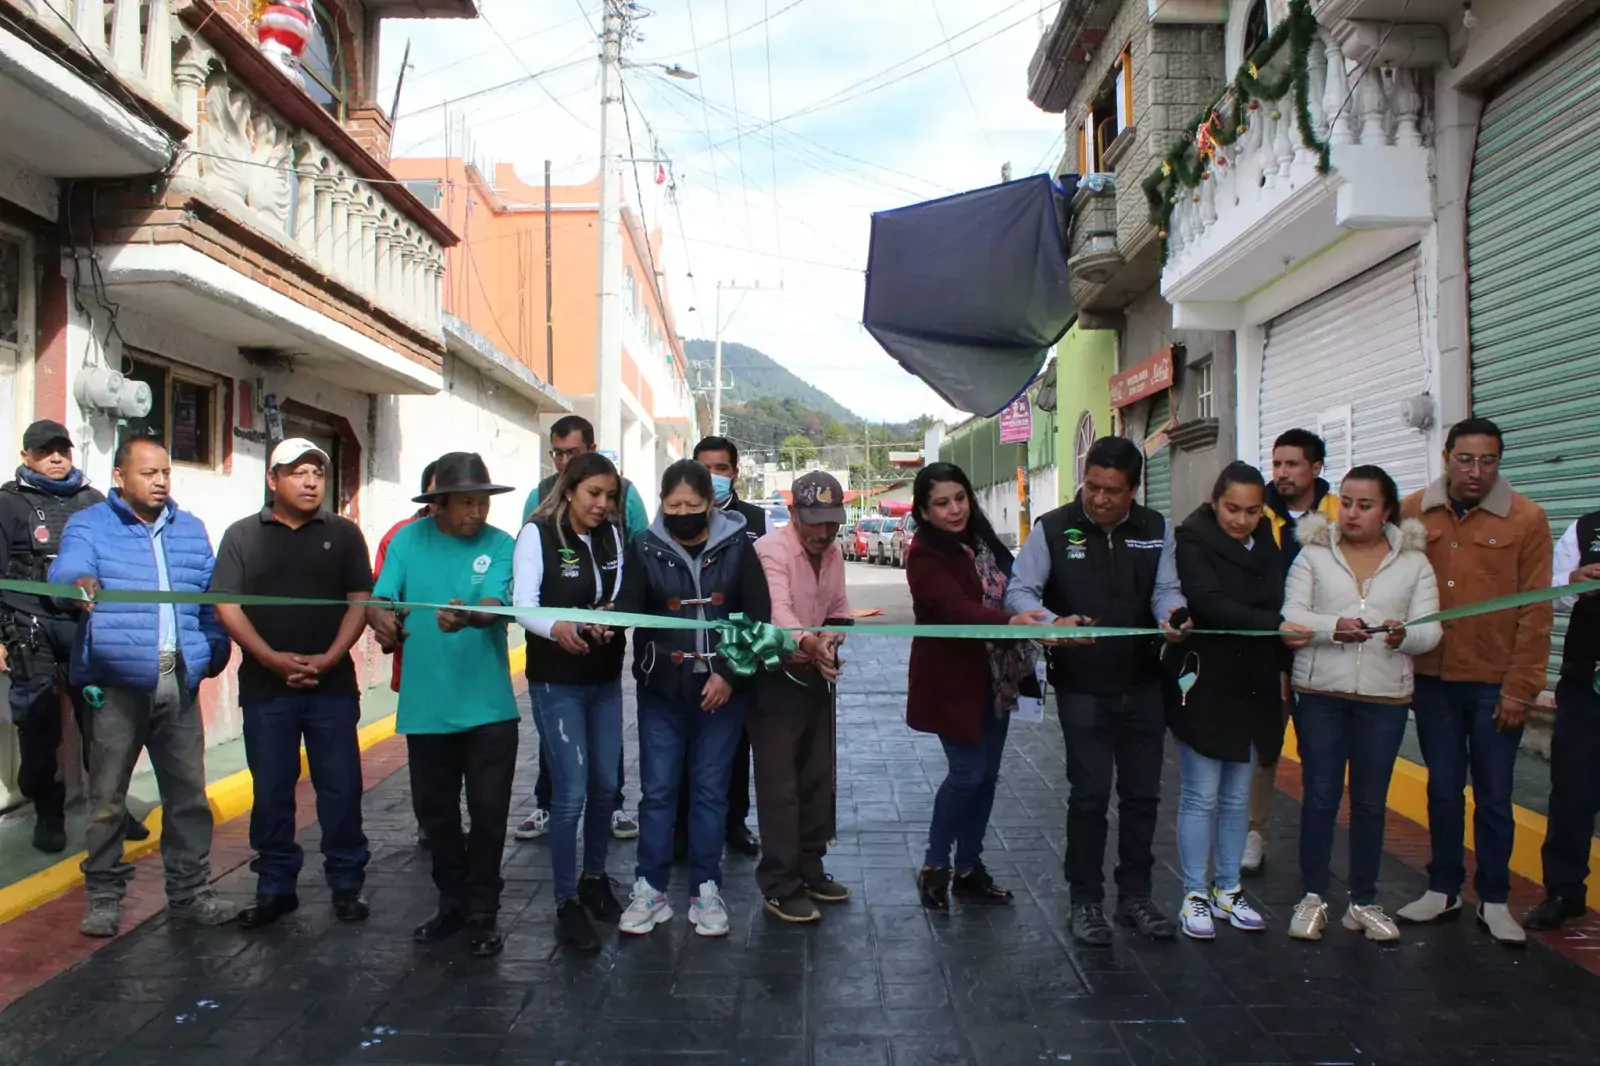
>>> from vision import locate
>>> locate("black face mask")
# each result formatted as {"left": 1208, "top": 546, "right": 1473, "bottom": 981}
{"left": 663, "top": 511, "right": 709, "bottom": 541}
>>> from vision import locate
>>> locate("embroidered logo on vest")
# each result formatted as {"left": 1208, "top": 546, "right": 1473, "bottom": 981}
{"left": 557, "top": 547, "right": 581, "bottom": 579}
{"left": 1063, "top": 527, "right": 1088, "bottom": 560}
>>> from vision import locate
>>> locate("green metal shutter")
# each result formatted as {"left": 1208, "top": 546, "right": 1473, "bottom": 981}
{"left": 1144, "top": 391, "right": 1172, "bottom": 518}
{"left": 1468, "top": 20, "right": 1600, "bottom": 687}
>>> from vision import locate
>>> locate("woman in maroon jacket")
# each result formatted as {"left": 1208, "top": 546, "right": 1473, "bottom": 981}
{"left": 905, "top": 463, "right": 1046, "bottom": 910}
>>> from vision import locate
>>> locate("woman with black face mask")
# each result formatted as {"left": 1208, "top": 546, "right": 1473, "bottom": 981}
{"left": 612, "top": 459, "right": 773, "bottom": 938}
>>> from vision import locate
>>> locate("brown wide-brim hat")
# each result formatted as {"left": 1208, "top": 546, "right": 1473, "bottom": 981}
{"left": 414, "top": 451, "right": 514, "bottom": 503}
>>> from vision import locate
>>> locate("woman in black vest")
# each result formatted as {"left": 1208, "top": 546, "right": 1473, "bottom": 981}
{"left": 611, "top": 460, "right": 771, "bottom": 939}
{"left": 513, "top": 452, "right": 627, "bottom": 952}
{"left": 1166, "top": 461, "right": 1285, "bottom": 940}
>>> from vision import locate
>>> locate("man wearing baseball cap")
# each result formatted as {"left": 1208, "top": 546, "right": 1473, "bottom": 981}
{"left": 0, "top": 419, "right": 121, "bottom": 853}
{"left": 211, "top": 439, "right": 375, "bottom": 929}
{"left": 750, "top": 471, "right": 854, "bottom": 922}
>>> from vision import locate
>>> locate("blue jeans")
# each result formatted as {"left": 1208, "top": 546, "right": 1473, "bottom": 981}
{"left": 242, "top": 693, "right": 368, "bottom": 896}
{"left": 1412, "top": 677, "right": 1522, "bottom": 904}
{"left": 925, "top": 710, "right": 1009, "bottom": 871}
{"left": 635, "top": 685, "right": 749, "bottom": 893}
{"left": 1294, "top": 694, "right": 1408, "bottom": 905}
{"left": 1173, "top": 739, "right": 1252, "bottom": 895}
{"left": 535, "top": 680, "right": 623, "bottom": 902}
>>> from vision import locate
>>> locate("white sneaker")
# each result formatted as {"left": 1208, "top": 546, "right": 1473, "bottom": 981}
{"left": 690, "top": 881, "right": 730, "bottom": 938}
{"left": 1478, "top": 902, "right": 1527, "bottom": 945}
{"left": 1179, "top": 892, "right": 1215, "bottom": 940}
{"left": 611, "top": 809, "right": 640, "bottom": 840}
{"left": 513, "top": 808, "right": 549, "bottom": 841}
{"left": 1343, "top": 902, "right": 1400, "bottom": 941}
{"left": 1210, "top": 885, "right": 1266, "bottom": 931}
{"left": 1289, "top": 893, "right": 1327, "bottom": 941}
{"left": 619, "top": 877, "right": 672, "bottom": 935}
{"left": 1241, "top": 830, "right": 1265, "bottom": 875}
{"left": 1396, "top": 890, "right": 1461, "bottom": 924}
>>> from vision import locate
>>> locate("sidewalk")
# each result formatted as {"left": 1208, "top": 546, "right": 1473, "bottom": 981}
{"left": 2, "top": 637, "right": 1599, "bottom": 1065}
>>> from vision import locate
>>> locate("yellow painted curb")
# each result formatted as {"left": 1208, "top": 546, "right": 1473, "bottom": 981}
{"left": 0, "top": 645, "right": 530, "bottom": 925}
{"left": 1281, "top": 720, "right": 1600, "bottom": 913}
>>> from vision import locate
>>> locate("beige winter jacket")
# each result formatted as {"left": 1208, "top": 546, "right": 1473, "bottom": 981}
{"left": 1282, "top": 515, "right": 1443, "bottom": 701}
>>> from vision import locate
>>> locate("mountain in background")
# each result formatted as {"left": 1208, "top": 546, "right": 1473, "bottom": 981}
{"left": 683, "top": 339, "right": 930, "bottom": 466}
{"left": 683, "top": 340, "right": 857, "bottom": 426}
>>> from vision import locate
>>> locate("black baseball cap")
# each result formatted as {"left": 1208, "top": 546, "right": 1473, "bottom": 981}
{"left": 792, "top": 471, "right": 847, "bottom": 524}
{"left": 22, "top": 420, "right": 73, "bottom": 452}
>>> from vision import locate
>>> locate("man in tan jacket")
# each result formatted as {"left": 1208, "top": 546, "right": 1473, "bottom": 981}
{"left": 1397, "top": 417, "right": 1552, "bottom": 944}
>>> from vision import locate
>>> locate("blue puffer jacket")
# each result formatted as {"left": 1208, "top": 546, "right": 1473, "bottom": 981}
{"left": 49, "top": 491, "right": 232, "bottom": 692}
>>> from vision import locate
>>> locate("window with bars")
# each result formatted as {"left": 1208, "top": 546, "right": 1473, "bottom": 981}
{"left": 1195, "top": 360, "right": 1215, "bottom": 420}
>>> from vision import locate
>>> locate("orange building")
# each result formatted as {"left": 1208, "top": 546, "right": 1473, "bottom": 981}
{"left": 389, "top": 158, "right": 697, "bottom": 497}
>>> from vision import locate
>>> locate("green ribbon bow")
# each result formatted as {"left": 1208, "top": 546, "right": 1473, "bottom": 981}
{"left": 713, "top": 614, "right": 797, "bottom": 678}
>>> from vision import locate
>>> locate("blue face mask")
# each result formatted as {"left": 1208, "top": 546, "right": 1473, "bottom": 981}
{"left": 710, "top": 474, "right": 733, "bottom": 505}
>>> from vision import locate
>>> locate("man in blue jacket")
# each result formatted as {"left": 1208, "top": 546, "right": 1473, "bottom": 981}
{"left": 51, "top": 436, "right": 236, "bottom": 938}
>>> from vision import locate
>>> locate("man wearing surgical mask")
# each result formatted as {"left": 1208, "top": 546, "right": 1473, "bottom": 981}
{"left": 686, "top": 437, "right": 766, "bottom": 856}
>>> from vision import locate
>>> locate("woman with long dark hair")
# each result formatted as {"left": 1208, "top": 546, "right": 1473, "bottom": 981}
{"left": 904, "top": 463, "right": 1045, "bottom": 910}
{"left": 513, "top": 451, "right": 627, "bottom": 952}
{"left": 1281, "top": 465, "right": 1440, "bottom": 942}
{"left": 611, "top": 460, "right": 772, "bottom": 938}
{"left": 1166, "top": 461, "right": 1285, "bottom": 940}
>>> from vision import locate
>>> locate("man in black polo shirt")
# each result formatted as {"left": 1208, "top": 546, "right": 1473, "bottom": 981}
{"left": 211, "top": 439, "right": 374, "bottom": 929}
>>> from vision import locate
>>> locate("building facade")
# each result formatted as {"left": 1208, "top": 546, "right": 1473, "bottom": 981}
{"left": 388, "top": 158, "right": 698, "bottom": 508}
{"left": 1029, "top": 0, "right": 1237, "bottom": 524}
{"left": 0, "top": 0, "right": 482, "bottom": 783}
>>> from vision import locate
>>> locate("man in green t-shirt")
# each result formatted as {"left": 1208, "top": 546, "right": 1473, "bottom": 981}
{"left": 370, "top": 452, "right": 518, "bottom": 958}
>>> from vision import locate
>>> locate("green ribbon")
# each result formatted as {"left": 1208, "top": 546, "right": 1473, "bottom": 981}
{"left": 712, "top": 614, "right": 797, "bottom": 678}
{"left": 4, "top": 576, "right": 1597, "bottom": 648}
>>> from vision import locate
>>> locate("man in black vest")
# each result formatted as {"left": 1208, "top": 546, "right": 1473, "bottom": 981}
{"left": 679, "top": 436, "right": 766, "bottom": 857}
{"left": 1526, "top": 508, "right": 1600, "bottom": 930}
{"left": 1006, "top": 436, "right": 1188, "bottom": 944}
{"left": 0, "top": 420, "right": 141, "bottom": 853}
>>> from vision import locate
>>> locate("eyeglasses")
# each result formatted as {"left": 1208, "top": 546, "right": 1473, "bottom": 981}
{"left": 1450, "top": 453, "right": 1500, "bottom": 471}
{"left": 550, "top": 446, "right": 586, "bottom": 461}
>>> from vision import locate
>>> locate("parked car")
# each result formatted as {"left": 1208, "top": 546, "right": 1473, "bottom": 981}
{"left": 868, "top": 516, "right": 903, "bottom": 565}
{"left": 854, "top": 515, "right": 883, "bottom": 562}
{"left": 890, "top": 514, "right": 917, "bottom": 567}
{"left": 837, "top": 523, "right": 856, "bottom": 558}
{"left": 764, "top": 502, "right": 790, "bottom": 531}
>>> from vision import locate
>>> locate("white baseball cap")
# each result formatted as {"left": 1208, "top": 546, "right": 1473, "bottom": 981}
{"left": 269, "top": 437, "right": 330, "bottom": 470}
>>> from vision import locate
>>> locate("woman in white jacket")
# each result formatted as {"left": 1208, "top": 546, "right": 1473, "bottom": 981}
{"left": 1280, "top": 465, "right": 1441, "bottom": 943}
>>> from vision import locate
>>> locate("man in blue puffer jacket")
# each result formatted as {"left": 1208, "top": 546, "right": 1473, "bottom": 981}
{"left": 50, "top": 436, "right": 235, "bottom": 938}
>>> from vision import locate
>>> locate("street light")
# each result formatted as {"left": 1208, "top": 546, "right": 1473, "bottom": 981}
{"left": 623, "top": 60, "right": 698, "bottom": 80}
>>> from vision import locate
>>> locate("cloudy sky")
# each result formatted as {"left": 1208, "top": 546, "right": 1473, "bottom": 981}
{"left": 379, "top": 0, "right": 1066, "bottom": 423}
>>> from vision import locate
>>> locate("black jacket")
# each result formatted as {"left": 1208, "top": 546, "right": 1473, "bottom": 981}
{"left": 0, "top": 473, "right": 105, "bottom": 618}
{"left": 1563, "top": 510, "right": 1600, "bottom": 681}
{"left": 721, "top": 492, "right": 767, "bottom": 544}
{"left": 1164, "top": 505, "right": 1288, "bottom": 765}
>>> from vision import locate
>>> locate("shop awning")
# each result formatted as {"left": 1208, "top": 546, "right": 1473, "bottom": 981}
{"left": 863, "top": 174, "right": 1078, "bottom": 416}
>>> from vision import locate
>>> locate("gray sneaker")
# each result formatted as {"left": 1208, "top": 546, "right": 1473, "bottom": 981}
{"left": 1071, "top": 902, "right": 1114, "bottom": 945}
{"left": 80, "top": 897, "right": 121, "bottom": 938}
{"left": 168, "top": 889, "right": 238, "bottom": 926}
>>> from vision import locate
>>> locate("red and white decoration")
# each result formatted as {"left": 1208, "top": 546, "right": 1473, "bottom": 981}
{"left": 255, "top": 0, "right": 315, "bottom": 85}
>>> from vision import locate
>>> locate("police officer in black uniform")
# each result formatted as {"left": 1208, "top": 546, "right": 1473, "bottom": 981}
{"left": 1526, "top": 506, "right": 1600, "bottom": 930}
{"left": 0, "top": 420, "right": 144, "bottom": 853}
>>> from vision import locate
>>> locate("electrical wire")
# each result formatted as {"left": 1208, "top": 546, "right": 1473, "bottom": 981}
{"left": 683, "top": 0, "right": 732, "bottom": 244}
{"left": 478, "top": 7, "right": 598, "bottom": 132}
{"left": 763, "top": 0, "right": 784, "bottom": 286}
{"left": 631, "top": 0, "right": 811, "bottom": 64}
{"left": 721, "top": 0, "right": 758, "bottom": 247}
{"left": 928, "top": 0, "right": 998, "bottom": 159}
{"left": 403, "top": 8, "right": 599, "bottom": 86}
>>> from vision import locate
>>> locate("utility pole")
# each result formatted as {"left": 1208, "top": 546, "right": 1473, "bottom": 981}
{"left": 711, "top": 280, "right": 770, "bottom": 436}
{"left": 594, "top": 0, "right": 625, "bottom": 457}
{"left": 544, "top": 159, "right": 554, "bottom": 384}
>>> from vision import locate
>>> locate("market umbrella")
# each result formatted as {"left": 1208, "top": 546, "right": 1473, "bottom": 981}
{"left": 863, "top": 173, "right": 1078, "bottom": 416}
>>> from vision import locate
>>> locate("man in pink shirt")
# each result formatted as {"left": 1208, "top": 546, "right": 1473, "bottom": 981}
{"left": 751, "top": 472, "right": 853, "bottom": 923}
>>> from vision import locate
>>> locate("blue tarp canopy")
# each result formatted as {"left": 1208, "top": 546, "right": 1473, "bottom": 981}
{"left": 863, "top": 174, "right": 1078, "bottom": 417}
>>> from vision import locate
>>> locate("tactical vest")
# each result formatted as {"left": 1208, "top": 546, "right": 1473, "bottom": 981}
{"left": 523, "top": 514, "right": 627, "bottom": 686}
{"left": 1562, "top": 510, "right": 1600, "bottom": 681}
{"left": 1036, "top": 499, "right": 1166, "bottom": 696}
{"left": 0, "top": 479, "right": 103, "bottom": 617}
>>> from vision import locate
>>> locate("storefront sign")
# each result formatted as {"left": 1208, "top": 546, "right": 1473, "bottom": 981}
{"left": 1109, "top": 347, "right": 1175, "bottom": 408}
{"left": 998, "top": 396, "right": 1033, "bottom": 444}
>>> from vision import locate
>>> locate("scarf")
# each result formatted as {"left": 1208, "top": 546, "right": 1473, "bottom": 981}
{"left": 16, "top": 465, "right": 87, "bottom": 497}
{"left": 970, "top": 540, "right": 1036, "bottom": 717}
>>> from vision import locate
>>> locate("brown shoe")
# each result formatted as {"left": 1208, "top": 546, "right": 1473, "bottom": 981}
{"left": 805, "top": 875, "right": 850, "bottom": 903}
{"left": 763, "top": 894, "right": 820, "bottom": 923}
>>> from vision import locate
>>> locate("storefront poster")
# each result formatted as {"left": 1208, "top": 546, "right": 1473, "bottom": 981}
{"left": 998, "top": 396, "right": 1033, "bottom": 445}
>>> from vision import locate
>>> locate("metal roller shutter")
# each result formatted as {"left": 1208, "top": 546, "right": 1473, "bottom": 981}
{"left": 1468, "top": 20, "right": 1600, "bottom": 686}
{"left": 1144, "top": 391, "right": 1172, "bottom": 518}
{"left": 1258, "top": 250, "right": 1430, "bottom": 496}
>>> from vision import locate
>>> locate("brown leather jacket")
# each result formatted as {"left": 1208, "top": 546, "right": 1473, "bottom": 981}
{"left": 1400, "top": 476, "right": 1553, "bottom": 704}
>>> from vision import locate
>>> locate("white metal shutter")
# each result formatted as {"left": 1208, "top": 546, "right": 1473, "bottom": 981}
{"left": 1258, "top": 251, "right": 1430, "bottom": 495}
{"left": 1143, "top": 391, "right": 1172, "bottom": 517}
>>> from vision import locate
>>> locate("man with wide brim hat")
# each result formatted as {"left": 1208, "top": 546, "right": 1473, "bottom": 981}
{"left": 369, "top": 452, "right": 520, "bottom": 957}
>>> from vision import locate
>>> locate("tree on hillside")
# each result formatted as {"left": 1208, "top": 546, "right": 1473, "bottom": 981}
{"left": 779, "top": 434, "right": 818, "bottom": 470}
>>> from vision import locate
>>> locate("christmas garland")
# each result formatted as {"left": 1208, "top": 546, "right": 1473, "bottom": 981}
{"left": 1140, "top": 0, "right": 1331, "bottom": 261}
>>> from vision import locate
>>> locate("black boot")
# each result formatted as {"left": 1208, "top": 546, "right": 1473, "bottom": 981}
{"left": 1525, "top": 894, "right": 1586, "bottom": 931}
{"left": 413, "top": 909, "right": 468, "bottom": 944}
{"left": 557, "top": 899, "right": 600, "bottom": 952}
{"left": 726, "top": 824, "right": 760, "bottom": 857}
{"left": 32, "top": 815, "right": 66, "bottom": 854}
{"left": 467, "top": 917, "right": 504, "bottom": 957}
{"left": 332, "top": 893, "right": 370, "bottom": 923}
{"left": 123, "top": 813, "right": 151, "bottom": 842}
{"left": 951, "top": 861, "right": 1014, "bottom": 905}
{"left": 239, "top": 893, "right": 300, "bottom": 930}
{"left": 917, "top": 867, "right": 950, "bottom": 911}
